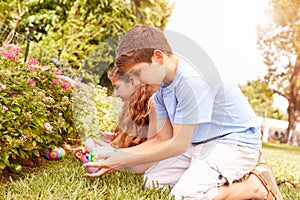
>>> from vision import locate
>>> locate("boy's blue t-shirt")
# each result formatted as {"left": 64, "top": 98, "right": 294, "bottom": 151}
{"left": 154, "top": 59, "right": 262, "bottom": 149}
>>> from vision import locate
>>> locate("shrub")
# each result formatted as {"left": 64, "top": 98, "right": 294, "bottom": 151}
{"left": 71, "top": 82, "right": 122, "bottom": 140}
{"left": 0, "top": 44, "right": 76, "bottom": 174}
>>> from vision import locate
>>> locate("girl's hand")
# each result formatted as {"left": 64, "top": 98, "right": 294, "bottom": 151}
{"left": 73, "top": 147, "right": 89, "bottom": 160}
{"left": 84, "top": 162, "right": 117, "bottom": 177}
{"left": 83, "top": 149, "right": 132, "bottom": 177}
{"left": 92, "top": 138, "right": 109, "bottom": 146}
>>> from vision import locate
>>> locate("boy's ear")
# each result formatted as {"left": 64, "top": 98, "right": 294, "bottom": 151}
{"left": 129, "top": 76, "right": 139, "bottom": 86}
{"left": 129, "top": 77, "right": 135, "bottom": 86}
{"left": 152, "top": 50, "right": 164, "bottom": 64}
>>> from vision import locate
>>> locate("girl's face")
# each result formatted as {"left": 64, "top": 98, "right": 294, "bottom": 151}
{"left": 113, "top": 78, "right": 138, "bottom": 102}
{"left": 128, "top": 63, "right": 165, "bottom": 86}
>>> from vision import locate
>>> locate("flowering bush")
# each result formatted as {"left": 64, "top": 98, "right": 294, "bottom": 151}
{"left": 0, "top": 44, "right": 122, "bottom": 174}
{"left": 0, "top": 44, "right": 76, "bottom": 173}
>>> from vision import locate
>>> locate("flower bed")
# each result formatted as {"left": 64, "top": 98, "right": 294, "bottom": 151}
{"left": 0, "top": 44, "right": 122, "bottom": 174}
{"left": 0, "top": 44, "right": 76, "bottom": 174}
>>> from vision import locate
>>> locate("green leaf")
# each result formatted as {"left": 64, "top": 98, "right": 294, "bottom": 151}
{"left": 33, "top": 115, "right": 45, "bottom": 129}
{"left": 33, "top": 150, "right": 40, "bottom": 157}
{"left": 3, "top": 135, "right": 13, "bottom": 145}
{"left": 23, "top": 141, "right": 35, "bottom": 151}
{"left": 0, "top": 162, "right": 6, "bottom": 170}
{"left": 19, "top": 148, "right": 27, "bottom": 159}
{"left": 0, "top": 153, "right": 10, "bottom": 166}
{"left": 10, "top": 148, "right": 19, "bottom": 156}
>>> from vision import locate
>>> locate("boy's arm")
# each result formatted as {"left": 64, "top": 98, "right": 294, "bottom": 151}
{"left": 121, "top": 101, "right": 172, "bottom": 152}
{"left": 130, "top": 122, "right": 195, "bottom": 159}
{"left": 84, "top": 120, "right": 195, "bottom": 177}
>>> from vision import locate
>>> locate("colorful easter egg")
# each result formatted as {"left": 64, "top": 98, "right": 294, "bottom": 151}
{"left": 88, "top": 150, "right": 96, "bottom": 162}
{"left": 45, "top": 147, "right": 66, "bottom": 160}
{"left": 86, "top": 146, "right": 116, "bottom": 173}
{"left": 81, "top": 155, "right": 99, "bottom": 173}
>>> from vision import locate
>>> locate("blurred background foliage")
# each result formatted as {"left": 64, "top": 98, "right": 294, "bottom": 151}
{"left": 1, "top": 0, "right": 300, "bottom": 144}
{"left": 0, "top": 0, "right": 174, "bottom": 92}
{"left": 256, "top": 0, "right": 300, "bottom": 143}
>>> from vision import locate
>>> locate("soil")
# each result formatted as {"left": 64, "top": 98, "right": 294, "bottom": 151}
{"left": 0, "top": 142, "right": 79, "bottom": 185}
{"left": 0, "top": 156, "right": 48, "bottom": 184}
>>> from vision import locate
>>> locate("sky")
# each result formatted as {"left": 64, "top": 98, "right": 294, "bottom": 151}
{"left": 165, "top": 0, "right": 289, "bottom": 112}
{"left": 165, "top": 0, "right": 270, "bottom": 84}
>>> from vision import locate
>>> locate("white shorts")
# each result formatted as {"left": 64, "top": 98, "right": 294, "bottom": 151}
{"left": 144, "top": 141, "right": 261, "bottom": 200}
{"left": 144, "top": 150, "right": 191, "bottom": 188}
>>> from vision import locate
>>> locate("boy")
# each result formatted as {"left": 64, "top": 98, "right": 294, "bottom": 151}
{"left": 85, "top": 24, "right": 283, "bottom": 200}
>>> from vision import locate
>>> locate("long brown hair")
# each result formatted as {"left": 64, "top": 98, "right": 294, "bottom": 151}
{"left": 108, "top": 66, "right": 155, "bottom": 148}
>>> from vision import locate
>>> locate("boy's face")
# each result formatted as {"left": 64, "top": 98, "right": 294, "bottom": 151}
{"left": 128, "top": 63, "right": 165, "bottom": 86}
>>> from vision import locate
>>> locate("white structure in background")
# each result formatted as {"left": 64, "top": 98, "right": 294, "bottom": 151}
{"left": 259, "top": 117, "right": 300, "bottom": 145}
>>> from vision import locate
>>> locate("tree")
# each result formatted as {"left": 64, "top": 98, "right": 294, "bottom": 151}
{"left": 257, "top": 0, "right": 300, "bottom": 144}
{"left": 0, "top": 0, "right": 28, "bottom": 45}
{"left": 130, "top": 0, "right": 175, "bottom": 29}
{"left": 1, "top": 0, "right": 174, "bottom": 91}
{"left": 239, "top": 79, "right": 286, "bottom": 120}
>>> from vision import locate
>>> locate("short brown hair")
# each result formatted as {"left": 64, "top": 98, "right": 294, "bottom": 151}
{"left": 115, "top": 24, "right": 172, "bottom": 71}
{"left": 107, "top": 65, "right": 130, "bottom": 85}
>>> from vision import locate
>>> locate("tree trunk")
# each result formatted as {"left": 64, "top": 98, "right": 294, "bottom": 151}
{"left": 285, "top": 61, "right": 300, "bottom": 144}
{"left": 286, "top": 104, "right": 296, "bottom": 144}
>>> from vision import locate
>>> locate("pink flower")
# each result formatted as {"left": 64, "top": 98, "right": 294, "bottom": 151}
{"left": 56, "top": 75, "right": 77, "bottom": 87}
{"left": 0, "top": 49, "right": 19, "bottom": 60}
{"left": 43, "top": 96, "right": 55, "bottom": 103}
{"left": 20, "top": 135, "right": 27, "bottom": 142}
{"left": 56, "top": 70, "right": 63, "bottom": 75}
{"left": 44, "top": 122, "right": 53, "bottom": 131}
{"left": 27, "top": 79, "right": 36, "bottom": 87}
{"left": 52, "top": 79, "right": 59, "bottom": 85}
{"left": 5, "top": 44, "right": 23, "bottom": 54}
{"left": 54, "top": 68, "right": 63, "bottom": 75}
{"left": 28, "top": 58, "right": 40, "bottom": 65}
{"left": 2, "top": 105, "right": 8, "bottom": 112}
{"left": 27, "top": 65, "right": 36, "bottom": 72}
{"left": 60, "top": 81, "right": 70, "bottom": 90}
{"left": 28, "top": 112, "right": 33, "bottom": 119}
{"left": 6, "top": 70, "right": 11, "bottom": 76}
{"left": 0, "top": 83, "right": 6, "bottom": 90}
{"left": 41, "top": 66, "right": 49, "bottom": 72}
{"left": 102, "top": 87, "right": 108, "bottom": 91}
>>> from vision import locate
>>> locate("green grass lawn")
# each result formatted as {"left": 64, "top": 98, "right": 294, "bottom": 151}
{"left": 0, "top": 142, "right": 299, "bottom": 200}
{"left": 261, "top": 142, "right": 300, "bottom": 199}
